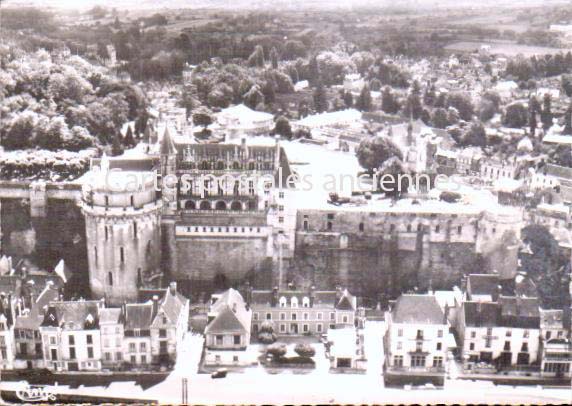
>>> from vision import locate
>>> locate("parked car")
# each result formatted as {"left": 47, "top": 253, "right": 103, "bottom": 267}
{"left": 211, "top": 368, "right": 228, "bottom": 379}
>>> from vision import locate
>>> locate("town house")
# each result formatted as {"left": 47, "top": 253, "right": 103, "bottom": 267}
{"left": 384, "top": 294, "right": 449, "bottom": 385}
{"left": 40, "top": 300, "right": 104, "bottom": 372}
{"left": 457, "top": 296, "right": 541, "bottom": 372}
{"left": 539, "top": 308, "right": 572, "bottom": 378}
{"left": 204, "top": 288, "right": 253, "bottom": 366}
{"left": 149, "top": 282, "right": 189, "bottom": 366}
{"left": 13, "top": 282, "right": 59, "bottom": 369}
{"left": 99, "top": 307, "right": 124, "bottom": 370}
{"left": 0, "top": 294, "right": 15, "bottom": 370}
{"left": 250, "top": 286, "right": 356, "bottom": 336}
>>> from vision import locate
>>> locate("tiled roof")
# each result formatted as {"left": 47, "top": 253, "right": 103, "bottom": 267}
{"left": 392, "top": 294, "right": 446, "bottom": 325}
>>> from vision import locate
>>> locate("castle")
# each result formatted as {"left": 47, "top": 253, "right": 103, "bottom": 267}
{"left": 80, "top": 127, "right": 295, "bottom": 305}
{"left": 0, "top": 112, "right": 526, "bottom": 306}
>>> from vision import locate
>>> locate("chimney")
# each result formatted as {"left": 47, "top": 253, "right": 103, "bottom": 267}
{"left": 274, "top": 134, "right": 281, "bottom": 170}
{"left": 335, "top": 286, "right": 343, "bottom": 303}
{"left": 271, "top": 286, "right": 278, "bottom": 307}
{"left": 309, "top": 285, "right": 316, "bottom": 308}
{"left": 493, "top": 284, "right": 503, "bottom": 302}
{"left": 29, "top": 291, "right": 35, "bottom": 310}
{"left": 121, "top": 301, "right": 127, "bottom": 322}
{"left": 152, "top": 295, "right": 159, "bottom": 316}
{"left": 245, "top": 282, "right": 253, "bottom": 306}
{"left": 169, "top": 282, "right": 177, "bottom": 296}
{"left": 16, "top": 298, "right": 22, "bottom": 317}
{"left": 241, "top": 136, "right": 247, "bottom": 157}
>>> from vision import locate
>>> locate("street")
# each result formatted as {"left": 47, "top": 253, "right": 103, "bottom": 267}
{"left": 2, "top": 331, "right": 570, "bottom": 405}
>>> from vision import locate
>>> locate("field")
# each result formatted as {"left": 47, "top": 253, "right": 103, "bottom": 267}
{"left": 444, "top": 40, "right": 571, "bottom": 57}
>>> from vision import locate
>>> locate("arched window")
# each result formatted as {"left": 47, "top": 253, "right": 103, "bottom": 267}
{"left": 231, "top": 201, "right": 242, "bottom": 211}
{"left": 200, "top": 201, "right": 212, "bottom": 210}
{"left": 279, "top": 296, "right": 287, "bottom": 308}
{"left": 215, "top": 201, "right": 227, "bottom": 210}
{"left": 200, "top": 161, "right": 210, "bottom": 170}
{"left": 185, "top": 200, "right": 196, "bottom": 210}
{"left": 216, "top": 161, "right": 225, "bottom": 170}
{"left": 247, "top": 200, "right": 257, "bottom": 211}
{"left": 232, "top": 161, "right": 240, "bottom": 170}
{"left": 302, "top": 297, "right": 310, "bottom": 308}
{"left": 248, "top": 162, "right": 255, "bottom": 170}
{"left": 291, "top": 297, "right": 299, "bottom": 308}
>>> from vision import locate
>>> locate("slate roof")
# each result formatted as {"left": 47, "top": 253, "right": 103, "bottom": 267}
{"left": 205, "top": 306, "right": 248, "bottom": 334}
{"left": 124, "top": 302, "right": 154, "bottom": 330}
{"left": 336, "top": 290, "right": 356, "bottom": 311}
{"left": 0, "top": 275, "right": 20, "bottom": 297}
{"left": 15, "top": 284, "right": 59, "bottom": 330}
{"left": 544, "top": 164, "right": 572, "bottom": 180}
{"left": 91, "top": 157, "right": 159, "bottom": 172}
{"left": 463, "top": 302, "right": 501, "bottom": 328}
{"left": 391, "top": 294, "right": 446, "bottom": 325}
{"left": 205, "top": 288, "right": 251, "bottom": 335}
{"left": 463, "top": 296, "right": 540, "bottom": 329}
{"left": 160, "top": 287, "right": 188, "bottom": 325}
{"left": 99, "top": 308, "right": 122, "bottom": 325}
{"left": 0, "top": 295, "right": 14, "bottom": 328}
{"left": 42, "top": 300, "right": 101, "bottom": 330}
{"left": 160, "top": 126, "right": 176, "bottom": 155}
{"left": 467, "top": 274, "right": 500, "bottom": 298}
{"left": 251, "top": 290, "right": 338, "bottom": 308}
{"left": 540, "top": 309, "right": 564, "bottom": 329}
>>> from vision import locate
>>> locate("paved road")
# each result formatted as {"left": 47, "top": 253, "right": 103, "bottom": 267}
{"left": 3, "top": 333, "right": 570, "bottom": 404}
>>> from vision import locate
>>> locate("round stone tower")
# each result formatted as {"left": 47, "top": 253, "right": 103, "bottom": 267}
{"left": 80, "top": 154, "right": 162, "bottom": 305}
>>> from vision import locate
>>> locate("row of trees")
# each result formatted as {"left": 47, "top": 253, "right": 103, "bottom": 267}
{"left": 505, "top": 52, "right": 572, "bottom": 82}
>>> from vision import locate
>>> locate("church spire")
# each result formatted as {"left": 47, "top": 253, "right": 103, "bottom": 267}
{"left": 160, "top": 126, "right": 176, "bottom": 156}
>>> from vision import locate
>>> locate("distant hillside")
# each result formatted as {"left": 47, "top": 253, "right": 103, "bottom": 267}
{"left": 4, "top": 0, "right": 567, "bottom": 12}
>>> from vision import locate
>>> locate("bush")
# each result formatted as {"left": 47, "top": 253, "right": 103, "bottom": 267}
{"left": 440, "top": 191, "right": 462, "bottom": 203}
{"left": 275, "top": 356, "right": 315, "bottom": 365}
{"left": 266, "top": 343, "right": 287, "bottom": 359}
{"left": 258, "top": 332, "right": 277, "bottom": 344}
{"left": 294, "top": 343, "right": 316, "bottom": 358}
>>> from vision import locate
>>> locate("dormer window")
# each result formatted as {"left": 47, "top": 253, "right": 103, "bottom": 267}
{"left": 279, "top": 297, "right": 287, "bottom": 308}
{"left": 302, "top": 297, "right": 310, "bottom": 308}
{"left": 291, "top": 297, "right": 298, "bottom": 308}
